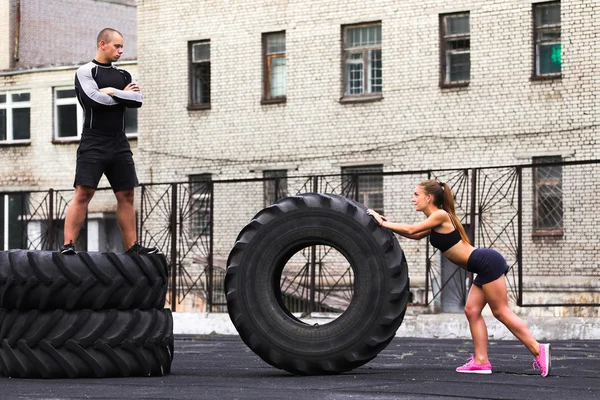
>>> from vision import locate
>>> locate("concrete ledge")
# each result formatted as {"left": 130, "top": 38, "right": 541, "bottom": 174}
{"left": 173, "top": 312, "right": 600, "bottom": 340}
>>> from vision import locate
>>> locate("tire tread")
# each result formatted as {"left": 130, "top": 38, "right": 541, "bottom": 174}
{"left": 0, "top": 309, "right": 173, "bottom": 378}
{"left": 0, "top": 251, "right": 168, "bottom": 310}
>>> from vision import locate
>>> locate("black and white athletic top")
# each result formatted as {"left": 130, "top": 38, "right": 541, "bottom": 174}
{"left": 74, "top": 60, "right": 143, "bottom": 134}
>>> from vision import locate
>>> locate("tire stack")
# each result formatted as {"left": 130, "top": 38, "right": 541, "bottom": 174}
{"left": 0, "top": 250, "right": 173, "bottom": 378}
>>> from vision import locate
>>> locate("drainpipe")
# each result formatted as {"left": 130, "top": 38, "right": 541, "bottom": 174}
{"left": 13, "top": 0, "right": 20, "bottom": 62}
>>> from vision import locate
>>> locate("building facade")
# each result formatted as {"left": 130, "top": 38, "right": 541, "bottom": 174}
{"left": 136, "top": 0, "right": 599, "bottom": 313}
{"left": 0, "top": 0, "right": 598, "bottom": 313}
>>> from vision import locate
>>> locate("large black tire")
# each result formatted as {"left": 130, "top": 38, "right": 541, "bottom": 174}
{"left": 224, "top": 193, "right": 410, "bottom": 375}
{"left": 0, "top": 308, "right": 173, "bottom": 378}
{"left": 0, "top": 251, "right": 168, "bottom": 310}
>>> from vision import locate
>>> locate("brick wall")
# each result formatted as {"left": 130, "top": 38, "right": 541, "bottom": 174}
{"left": 1, "top": 0, "right": 136, "bottom": 70}
{"left": 136, "top": 0, "right": 599, "bottom": 185}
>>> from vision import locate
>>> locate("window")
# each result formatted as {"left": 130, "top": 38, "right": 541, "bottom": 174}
{"left": 87, "top": 214, "right": 122, "bottom": 252}
{"left": 263, "top": 170, "right": 288, "bottom": 206}
{"left": 55, "top": 88, "right": 82, "bottom": 140}
{"left": 189, "top": 41, "right": 211, "bottom": 108}
{"left": 124, "top": 108, "right": 138, "bottom": 135}
{"left": 534, "top": 2, "right": 561, "bottom": 77}
{"left": 54, "top": 87, "right": 137, "bottom": 140}
{"left": 0, "top": 193, "right": 29, "bottom": 250}
{"left": 263, "top": 32, "right": 286, "bottom": 103}
{"left": 0, "top": 91, "right": 30, "bottom": 143}
{"left": 440, "top": 13, "right": 470, "bottom": 86}
{"left": 341, "top": 165, "right": 384, "bottom": 214}
{"left": 342, "top": 23, "right": 382, "bottom": 98}
{"left": 533, "top": 156, "right": 563, "bottom": 235}
{"left": 189, "top": 174, "right": 212, "bottom": 237}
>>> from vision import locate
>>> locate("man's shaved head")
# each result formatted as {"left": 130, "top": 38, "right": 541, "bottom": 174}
{"left": 96, "top": 28, "right": 123, "bottom": 47}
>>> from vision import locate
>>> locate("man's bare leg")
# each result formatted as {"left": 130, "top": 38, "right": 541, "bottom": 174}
{"left": 64, "top": 185, "right": 96, "bottom": 245}
{"left": 115, "top": 189, "right": 137, "bottom": 250}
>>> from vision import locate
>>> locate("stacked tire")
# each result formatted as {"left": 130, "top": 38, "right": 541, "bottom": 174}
{"left": 0, "top": 250, "right": 173, "bottom": 378}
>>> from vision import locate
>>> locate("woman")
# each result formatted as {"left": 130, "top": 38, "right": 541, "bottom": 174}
{"left": 367, "top": 179, "right": 550, "bottom": 377}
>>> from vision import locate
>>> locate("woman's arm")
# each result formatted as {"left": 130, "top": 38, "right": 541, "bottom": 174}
{"left": 397, "top": 230, "right": 431, "bottom": 240}
{"left": 367, "top": 209, "right": 445, "bottom": 237}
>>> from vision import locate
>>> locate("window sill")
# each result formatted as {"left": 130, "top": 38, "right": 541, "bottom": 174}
{"left": 261, "top": 97, "right": 286, "bottom": 105}
{"left": 440, "top": 82, "right": 469, "bottom": 90}
{"left": 187, "top": 104, "right": 211, "bottom": 111}
{"left": 531, "top": 231, "right": 563, "bottom": 238}
{"left": 0, "top": 140, "right": 31, "bottom": 147}
{"left": 52, "top": 138, "right": 80, "bottom": 144}
{"left": 126, "top": 134, "right": 138, "bottom": 141}
{"left": 530, "top": 74, "right": 562, "bottom": 82}
{"left": 339, "top": 94, "right": 383, "bottom": 104}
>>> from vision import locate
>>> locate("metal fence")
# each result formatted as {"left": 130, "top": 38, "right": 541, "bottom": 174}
{"left": 1, "top": 159, "right": 599, "bottom": 314}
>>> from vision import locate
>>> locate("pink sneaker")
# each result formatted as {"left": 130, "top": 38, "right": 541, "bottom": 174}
{"left": 533, "top": 343, "right": 551, "bottom": 377}
{"left": 456, "top": 354, "right": 492, "bottom": 374}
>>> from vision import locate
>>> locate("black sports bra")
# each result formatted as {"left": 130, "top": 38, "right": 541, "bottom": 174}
{"left": 429, "top": 213, "right": 462, "bottom": 252}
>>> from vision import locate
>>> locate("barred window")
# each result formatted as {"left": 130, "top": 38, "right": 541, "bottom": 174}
{"left": 189, "top": 174, "right": 212, "bottom": 237}
{"left": 534, "top": 1, "right": 561, "bottom": 77}
{"left": 341, "top": 165, "right": 384, "bottom": 214}
{"left": 342, "top": 23, "right": 382, "bottom": 98}
{"left": 440, "top": 12, "right": 470, "bottom": 86}
{"left": 189, "top": 41, "right": 211, "bottom": 108}
{"left": 263, "top": 32, "right": 286, "bottom": 103}
{"left": 0, "top": 91, "right": 30, "bottom": 143}
{"left": 263, "top": 170, "right": 288, "bottom": 207}
{"left": 533, "top": 156, "right": 563, "bottom": 235}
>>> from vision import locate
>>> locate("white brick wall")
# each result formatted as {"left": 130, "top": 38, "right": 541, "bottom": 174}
{"left": 136, "top": 0, "right": 599, "bottom": 185}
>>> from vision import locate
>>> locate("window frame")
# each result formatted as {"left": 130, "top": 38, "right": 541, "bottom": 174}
{"left": 53, "top": 87, "right": 84, "bottom": 142}
{"left": 532, "top": 1, "right": 562, "bottom": 80}
{"left": 263, "top": 170, "right": 288, "bottom": 207}
{"left": 0, "top": 192, "right": 29, "bottom": 250}
{"left": 188, "top": 40, "right": 211, "bottom": 110}
{"left": 0, "top": 90, "right": 31, "bottom": 144}
{"left": 439, "top": 12, "right": 471, "bottom": 88}
{"left": 340, "top": 22, "right": 383, "bottom": 103}
{"left": 262, "top": 31, "right": 287, "bottom": 105}
{"left": 341, "top": 165, "right": 384, "bottom": 214}
{"left": 532, "top": 156, "right": 563, "bottom": 237}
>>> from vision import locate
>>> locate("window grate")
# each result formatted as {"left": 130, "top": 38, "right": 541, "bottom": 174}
{"left": 533, "top": 156, "right": 563, "bottom": 234}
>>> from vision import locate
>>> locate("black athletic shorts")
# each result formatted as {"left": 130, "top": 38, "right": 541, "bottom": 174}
{"left": 74, "top": 131, "right": 139, "bottom": 192}
{"left": 467, "top": 248, "right": 510, "bottom": 287}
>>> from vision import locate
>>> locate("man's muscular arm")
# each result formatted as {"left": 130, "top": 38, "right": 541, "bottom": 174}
{"left": 111, "top": 70, "right": 143, "bottom": 108}
{"left": 75, "top": 65, "right": 119, "bottom": 108}
{"left": 112, "top": 83, "right": 143, "bottom": 108}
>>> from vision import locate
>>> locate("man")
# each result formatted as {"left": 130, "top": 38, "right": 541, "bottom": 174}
{"left": 61, "top": 28, "right": 158, "bottom": 255}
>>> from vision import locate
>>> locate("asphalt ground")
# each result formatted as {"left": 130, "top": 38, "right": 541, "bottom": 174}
{"left": 1, "top": 336, "right": 599, "bottom": 400}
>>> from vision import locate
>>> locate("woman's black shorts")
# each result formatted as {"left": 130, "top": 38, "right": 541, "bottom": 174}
{"left": 74, "top": 131, "right": 139, "bottom": 192}
{"left": 467, "top": 248, "right": 510, "bottom": 287}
